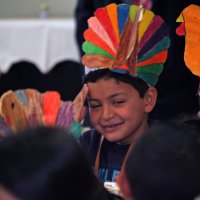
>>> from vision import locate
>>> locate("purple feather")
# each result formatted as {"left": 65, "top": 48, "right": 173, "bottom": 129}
{"left": 56, "top": 101, "right": 74, "bottom": 130}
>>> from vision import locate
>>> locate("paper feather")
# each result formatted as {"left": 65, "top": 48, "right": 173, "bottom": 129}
{"left": 56, "top": 101, "right": 74, "bottom": 130}
{"left": 42, "top": 91, "right": 61, "bottom": 126}
{"left": 1, "top": 91, "right": 28, "bottom": 132}
{"left": 0, "top": 116, "right": 13, "bottom": 139}
{"left": 24, "top": 89, "right": 44, "bottom": 127}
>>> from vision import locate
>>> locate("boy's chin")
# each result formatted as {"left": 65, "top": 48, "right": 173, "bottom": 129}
{"left": 103, "top": 134, "right": 129, "bottom": 145}
{"left": 102, "top": 133, "right": 120, "bottom": 142}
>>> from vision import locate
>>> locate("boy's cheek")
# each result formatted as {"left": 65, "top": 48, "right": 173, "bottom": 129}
{"left": 89, "top": 112, "right": 99, "bottom": 125}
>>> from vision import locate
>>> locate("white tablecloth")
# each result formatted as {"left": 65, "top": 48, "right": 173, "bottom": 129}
{"left": 0, "top": 18, "right": 80, "bottom": 73}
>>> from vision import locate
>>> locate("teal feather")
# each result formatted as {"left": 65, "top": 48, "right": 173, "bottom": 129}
{"left": 138, "top": 37, "right": 170, "bottom": 62}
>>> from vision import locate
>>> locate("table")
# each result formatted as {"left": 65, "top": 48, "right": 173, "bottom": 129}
{"left": 0, "top": 18, "right": 80, "bottom": 73}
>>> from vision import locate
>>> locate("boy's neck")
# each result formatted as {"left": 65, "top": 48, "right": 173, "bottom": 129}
{"left": 118, "top": 120, "right": 149, "bottom": 145}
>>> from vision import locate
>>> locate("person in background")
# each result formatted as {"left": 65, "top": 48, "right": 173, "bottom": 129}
{"left": 117, "top": 118, "right": 200, "bottom": 200}
{"left": 0, "top": 127, "right": 113, "bottom": 200}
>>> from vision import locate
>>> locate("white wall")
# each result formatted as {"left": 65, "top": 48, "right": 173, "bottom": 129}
{"left": 0, "top": 0, "right": 77, "bottom": 18}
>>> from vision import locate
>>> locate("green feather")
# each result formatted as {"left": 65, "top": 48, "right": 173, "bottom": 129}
{"left": 137, "top": 72, "right": 159, "bottom": 86}
{"left": 129, "top": 5, "right": 139, "bottom": 23}
{"left": 137, "top": 64, "right": 164, "bottom": 86}
{"left": 82, "top": 41, "right": 114, "bottom": 59}
{"left": 137, "top": 64, "right": 163, "bottom": 76}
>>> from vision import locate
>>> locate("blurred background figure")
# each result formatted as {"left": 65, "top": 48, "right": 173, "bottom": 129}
{"left": 0, "top": 61, "right": 83, "bottom": 101}
{"left": 0, "top": 127, "right": 113, "bottom": 200}
{"left": 117, "top": 118, "right": 200, "bottom": 200}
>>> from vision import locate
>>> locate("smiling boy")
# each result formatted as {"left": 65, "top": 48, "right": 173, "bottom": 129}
{"left": 81, "top": 69, "right": 157, "bottom": 182}
{"left": 79, "top": 3, "right": 170, "bottom": 183}
{"left": 85, "top": 70, "right": 156, "bottom": 145}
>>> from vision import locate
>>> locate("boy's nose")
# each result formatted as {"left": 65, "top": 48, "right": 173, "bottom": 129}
{"left": 101, "top": 106, "right": 114, "bottom": 120}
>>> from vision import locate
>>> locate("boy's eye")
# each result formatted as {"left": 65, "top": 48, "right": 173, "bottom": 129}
{"left": 89, "top": 103, "right": 101, "bottom": 109}
{"left": 112, "top": 100, "right": 126, "bottom": 105}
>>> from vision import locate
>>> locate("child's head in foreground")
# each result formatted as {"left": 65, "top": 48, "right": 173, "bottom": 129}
{"left": 0, "top": 127, "right": 109, "bottom": 200}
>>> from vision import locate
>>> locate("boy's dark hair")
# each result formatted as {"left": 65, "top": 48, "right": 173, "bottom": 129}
{"left": 126, "top": 121, "right": 200, "bottom": 200}
{"left": 0, "top": 127, "right": 110, "bottom": 200}
{"left": 84, "top": 69, "right": 149, "bottom": 98}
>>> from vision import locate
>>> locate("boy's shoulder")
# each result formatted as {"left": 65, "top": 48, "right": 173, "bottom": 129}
{"left": 80, "top": 129, "right": 101, "bottom": 146}
{"left": 79, "top": 129, "right": 101, "bottom": 165}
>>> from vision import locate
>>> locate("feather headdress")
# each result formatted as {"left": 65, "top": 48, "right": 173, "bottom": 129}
{"left": 82, "top": 3, "right": 170, "bottom": 86}
{"left": 0, "top": 89, "right": 86, "bottom": 139}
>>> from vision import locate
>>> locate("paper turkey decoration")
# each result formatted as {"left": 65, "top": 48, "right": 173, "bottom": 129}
{"left": 176, "top": 4, "right": 200, "bottom": 108}
{"left": 176, "top": 4, "right": 200, "bottom": 77}
{"left": 82, "top": 3, "right": 170, "bottom": 86}
{"left": 0, "top": 89, "right": 83, "bottom": 139}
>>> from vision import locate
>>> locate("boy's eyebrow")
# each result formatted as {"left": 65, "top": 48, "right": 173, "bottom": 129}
{"left": 88, "top": 98, "right": 98, "bottom": 102}
{"left": 109, "top": 93, "right": 124, "bottom": 98}
{"left": 88, "top": 93, "right": 126, "bottom": 102}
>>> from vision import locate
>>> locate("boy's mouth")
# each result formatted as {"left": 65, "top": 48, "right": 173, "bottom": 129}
{"left": 101, "top": 122, "right": 124, "bottom": 132}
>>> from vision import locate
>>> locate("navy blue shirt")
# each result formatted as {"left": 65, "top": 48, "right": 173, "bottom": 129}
{"left": 79, "top": 129, "right": 130, "bottom": 182}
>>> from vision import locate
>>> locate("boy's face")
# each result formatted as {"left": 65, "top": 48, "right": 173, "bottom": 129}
{"left": 87, "top": 78, "right": 156, "bottom": 144}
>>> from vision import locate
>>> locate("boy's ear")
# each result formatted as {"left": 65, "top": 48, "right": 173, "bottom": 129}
{"left": 144, "top": 87, "right": 157, "bottom": 113}
{"left": 116, "top": 173, "right": 134, "bottom": 200}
